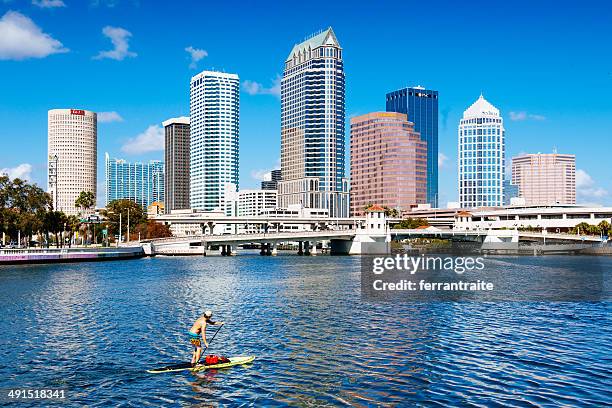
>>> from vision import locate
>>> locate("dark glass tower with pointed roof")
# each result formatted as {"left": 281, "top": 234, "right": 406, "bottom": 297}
{"left": 278, "top": 27, "right": 349, "bottom": 217}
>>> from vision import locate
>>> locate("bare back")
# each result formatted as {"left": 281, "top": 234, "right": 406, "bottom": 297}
{"left": 189, "top": 317, "right": 207, "bottom": 335}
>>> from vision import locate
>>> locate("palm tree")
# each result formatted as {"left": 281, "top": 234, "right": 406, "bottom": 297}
{"left": 65, "top": 215, "right": 81, "bottom": 248}
{"left": 75, "top": 191, "right": 95, "bottom": 245}
{"left": 598, "top": 220, "right": 611, "bottom": 237}
{"left": 44, "top": 211, "right": 67, "bottom": 248}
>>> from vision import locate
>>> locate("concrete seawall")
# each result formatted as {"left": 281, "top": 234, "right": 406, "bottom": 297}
{"left": 0, "top": 247, "right": 145, "bottom": 265}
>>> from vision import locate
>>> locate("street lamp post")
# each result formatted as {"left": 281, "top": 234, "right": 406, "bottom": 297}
{"left": 127, "top": 208, "right": 130, "bottom": 244}
{"left": 118, "top": 212, "right": 122, "bottom": 247}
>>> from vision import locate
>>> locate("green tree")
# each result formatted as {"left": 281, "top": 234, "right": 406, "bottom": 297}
{"left": 65, "top": 215, "right": 81, "bottom": 247}
{"left": 364, "top": 204, "right": 400, "bottom": 218}
{"left": 102, "top": 199, "right": 147, "bottom": 238}
{"left": 393, "top": 217, "right": 429, "bottom": 229}
{"left": 44, "top": 211, "right": 67, "bottom": 248}
{"left": 570, "top": 222, "right": 599, "bottom": 236}
{"left": 598, "top": 220, "right": 611, "bottom": 236}
{"left": 75, "top": 191, "right": 95, "bottom": 245}
{"left": 0, "top": 176, "right": 52, "bottom": 246}
{"left": 74, "top": 191, "right": 95, "bottom": 214}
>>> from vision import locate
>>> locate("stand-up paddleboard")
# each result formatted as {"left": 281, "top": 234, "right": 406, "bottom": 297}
{"left": 147, "top": 356, "right": 255, "bottom": 374}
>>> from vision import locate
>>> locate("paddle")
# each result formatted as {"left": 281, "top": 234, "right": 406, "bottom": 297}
{"left": 197, "top": 323, "right": 224, "bottom": 363}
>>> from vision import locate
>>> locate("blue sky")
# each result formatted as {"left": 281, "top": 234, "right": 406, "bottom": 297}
{"left": 0, "top": 0, "right": 611, "bottom": 207}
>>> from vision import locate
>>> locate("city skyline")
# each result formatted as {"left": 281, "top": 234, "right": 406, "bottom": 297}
{"left": 1, "top": 1, "right": 611, "bottom": 207}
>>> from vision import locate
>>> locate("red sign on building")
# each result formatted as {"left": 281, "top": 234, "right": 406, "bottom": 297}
{"left": 70, "top": 109, "right": 85, "bottom": 115}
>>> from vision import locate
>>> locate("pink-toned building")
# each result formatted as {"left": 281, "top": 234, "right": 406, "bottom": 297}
{"left": 350, "top": 112, "right": 427, "bottom": 216}
{"left": 511, "top": 153, "right": 576, "bottom": 205}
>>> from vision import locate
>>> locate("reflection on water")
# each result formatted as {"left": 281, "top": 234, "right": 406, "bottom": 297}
{"left": 0, "top": 255, "right": 610, "bottom": 406}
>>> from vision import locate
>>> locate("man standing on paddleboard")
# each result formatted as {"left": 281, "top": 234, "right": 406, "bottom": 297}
{"left": 188, "top": 310, "right": 225, "bottom": 367}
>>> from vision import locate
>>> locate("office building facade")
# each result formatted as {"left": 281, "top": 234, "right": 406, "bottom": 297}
{"left": 279, "top": 27, "right": 349, "bottom": 217}
{"left": 512, "top": 153, "right": 576, "bottom": 205}
{"left": 386, "top": 86, "right": 439, "bottom": 207}
{"left": 163, "top": 117, "right": 190, "bottom": 212}
{"left": 190, "top": 70, "right": 240, "bottom": 211}
{"left": 350, "top": 112, "right": 427, "bottom": 216}
{"left": 458, "top": 95, "right": 505, "bottom": 208}
{"left": 261, "top": 169, "right": 282, "bottom": 190}
{"left": 503, "top": 179, "right": 519, "bottom": 206}
{"left": 105, "top": 153, "right": 164, "bottom": 209}
{"left": 47, "top": 108, "right": 97, "bottom": 215}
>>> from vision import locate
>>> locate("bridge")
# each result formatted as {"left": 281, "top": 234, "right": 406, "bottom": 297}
{"left": 145, "top": 223, "right": 604, "bottom": 256}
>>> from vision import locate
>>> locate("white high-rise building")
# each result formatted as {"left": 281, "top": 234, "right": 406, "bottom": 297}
{"left": 458, "top": 95, "right": 505, "bottom": 208}
{"left": 189, "top": 71, "right": 239, "bottom": 211}
{"left": 48, "top": 108, "right": 97, "bottom": 215}
{"left": 278, "top": 27, "right": 349, "bottom": 217}
{"left": 224, "top": 185, "right": 277, "bottom": 233}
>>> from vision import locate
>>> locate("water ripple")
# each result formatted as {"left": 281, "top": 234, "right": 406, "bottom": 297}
{"left": 0, "top": 256, "right": 610, "bottom": 406}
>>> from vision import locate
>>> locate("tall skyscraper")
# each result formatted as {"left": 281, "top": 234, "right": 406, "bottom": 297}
{"left": 47, "top": 108, "right": 97, "bottom": 215}
{"left": 458, "top": 95, "right": 505, "bottom": 208}
{"left": 105, "top": 153, "right": 164, "bottom": 209}
{"left": 278, "top": 27, "right": 349, "bottom": 217}
{"left": 386, "top": 86, "right": 439, "bottom": 207}
{"left": 512, "top": 153, "right": 576, "bottom": 205}
{"left": 350, "top": 112, "right": 427, "bottom": 216}
{"left": 190, "top": 70, "right": 239, "bottom": 211}
{"left": 261, "top": 169, "right": 282, "bottom": 190}
{"left": 163, "top": 117, "right": 190, "bottom": 212}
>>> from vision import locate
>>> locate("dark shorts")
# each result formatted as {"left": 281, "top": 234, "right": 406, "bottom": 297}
{"left": 188, "top": 332, "right": 201, "bottom": 348}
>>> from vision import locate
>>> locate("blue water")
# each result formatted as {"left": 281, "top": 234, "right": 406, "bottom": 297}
{"left": 0, "top": 255, "right": 610, "bottom": 406}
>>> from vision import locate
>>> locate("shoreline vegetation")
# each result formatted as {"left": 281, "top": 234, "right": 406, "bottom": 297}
{"left": 0, "top": 176, "right": 171, "bottom": 249}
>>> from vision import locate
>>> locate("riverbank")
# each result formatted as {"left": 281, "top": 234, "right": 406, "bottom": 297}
{"left": 0, "top": 246, "right": 145, "bottom": 265}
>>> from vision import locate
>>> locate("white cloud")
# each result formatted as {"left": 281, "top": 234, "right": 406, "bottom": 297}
{"left": 98, "top": 111, "right": 123, "bottom": 123}
{"left": 121, "top": 125, "right": 164, "bottom": 154}
{"left": 576, "top": 169, "right": 593, "bottom": 188}
{"left": 0, "top": 11, "right": 68, "bottom": 60}
{"left": 251, "top": 160, "right": 281, "bottom": 181}
{"left": 90, "top": 0, "right": 119, "bottom": 7}
{"left": 1, "top": 163, "right": 33, "bottom": 180}
{"left": 32, "top": 0, "right": 66, "bottom": 8}
{"left": 528, "top": 114, "right": 546, "bottom": 121}
{"left": 94, "top": 26, "right": 136, "bottom": 61}
{"left": 243, "top": 75, "right": 281, "bottom": 98}
{"left": 438, "top": 152, "right": 448, "bottom": 169}
{"left": 250, "top": 169, "right": 272, "bottom": 181}
{"left": 185, "top": 46, "right": 207, "bottom": 69}
{"left": 576, "top": 169, "right": 608, "bottom": 201}
{"left": 509, "top": 111, "right": 546, "bottom": 121}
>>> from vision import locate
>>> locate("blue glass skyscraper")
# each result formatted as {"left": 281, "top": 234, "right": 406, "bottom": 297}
{"left": 386, "top": 87, "right": 438, "bottom": 207}
{"left": 105, "top": 153, "right": 165, "bottom": 209}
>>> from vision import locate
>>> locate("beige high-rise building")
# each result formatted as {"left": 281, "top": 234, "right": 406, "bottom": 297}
{"left": 48, "top": 108, "right": 97, "bottom": 215}
{"left": 511, "top": 153, "right": 576, "bottom": 205}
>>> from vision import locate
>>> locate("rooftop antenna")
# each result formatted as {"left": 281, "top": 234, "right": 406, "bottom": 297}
{"left": 552, "top": 146, "right": 558, "bottom": 154}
